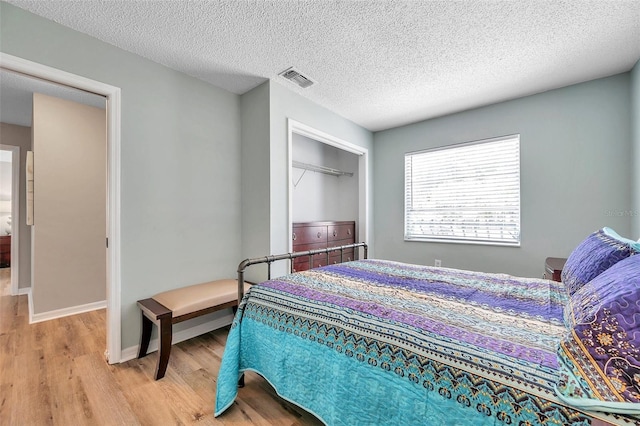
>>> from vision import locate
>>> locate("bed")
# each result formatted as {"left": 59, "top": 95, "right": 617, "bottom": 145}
{"left": 215, "top": 229, "right": 640, "bottom": 425}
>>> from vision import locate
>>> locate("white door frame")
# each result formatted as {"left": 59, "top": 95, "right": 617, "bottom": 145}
{"left": 0, "top": 144, "right": 20, "bottom": 294}
{"left": 0, "top": 53, "right": 122, "bottom": 364}
{"left": 287, "top": 119, "right": 369, "bottom": 252}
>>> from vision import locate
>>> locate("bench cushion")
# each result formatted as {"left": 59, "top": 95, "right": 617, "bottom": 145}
{"left": 152, "top": 279, "right": 250, "bottom": 317}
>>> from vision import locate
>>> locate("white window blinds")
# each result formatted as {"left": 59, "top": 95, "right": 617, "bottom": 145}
{"left": 404, "top": 135, "right": 520, "bottom": 246}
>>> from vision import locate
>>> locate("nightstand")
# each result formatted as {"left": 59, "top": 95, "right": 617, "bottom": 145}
{"left": 545, "top": 257, "right": 567, "bottom": 282}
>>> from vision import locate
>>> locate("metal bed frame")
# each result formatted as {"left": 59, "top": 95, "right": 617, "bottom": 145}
{"left": 236, "top": 242, "right": 368, "bottom": 303}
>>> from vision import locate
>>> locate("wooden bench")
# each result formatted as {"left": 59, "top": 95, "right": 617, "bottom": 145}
{"left": 137, "top": 279, "right": 250, "bottom": 380}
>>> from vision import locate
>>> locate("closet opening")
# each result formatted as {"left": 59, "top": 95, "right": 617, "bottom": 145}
{"left": 287, "top": 119, "right": 369, "bottom": 267}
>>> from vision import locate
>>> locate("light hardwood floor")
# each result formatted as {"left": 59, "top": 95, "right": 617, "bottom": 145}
{"left": 0, "top": 268, "right": 323, "bottom": 425}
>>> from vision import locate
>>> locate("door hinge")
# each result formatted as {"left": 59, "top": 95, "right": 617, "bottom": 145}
{"left": 106, "top": 237, "right": 109, "bottom": 248}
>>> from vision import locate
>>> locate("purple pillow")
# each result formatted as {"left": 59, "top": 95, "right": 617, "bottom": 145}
{"left": 561, "top": 228, "right": 638, "bottom": 296}
{"left": 559, "top": 255, "right": 640, "bottom": 406}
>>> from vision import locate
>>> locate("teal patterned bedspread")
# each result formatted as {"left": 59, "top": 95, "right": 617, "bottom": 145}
{"left": 215, "top": 259, "right": 631, "bottom": 425}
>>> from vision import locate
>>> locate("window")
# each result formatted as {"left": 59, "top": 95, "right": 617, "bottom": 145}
{"left": 404, "top": 135, "right": 520, "bottom": 246}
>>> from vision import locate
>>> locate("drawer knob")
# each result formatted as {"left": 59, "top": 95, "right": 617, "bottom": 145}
{"left": 333, "top": 230, "right": 337, "bottom": 236}
{"left": 347, "top": 229, "right": 352, "bottom": 235}
{"left": 317, "top": 232, "right": 322, "bottom": 238}
{"left": 292, "top": 232, "right": 297, "bottom": 241}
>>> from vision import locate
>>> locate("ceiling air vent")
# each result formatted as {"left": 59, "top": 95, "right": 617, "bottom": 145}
{"left": 279, "top": 67, "right": 315, "bottom": 88}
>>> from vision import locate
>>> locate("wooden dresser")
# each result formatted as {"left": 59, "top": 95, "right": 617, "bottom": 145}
{"left": 292, "top": 221, "right": 355, "bottom": 272}
{"left": 0, "top": 235, "right": 11, "bottom": 268}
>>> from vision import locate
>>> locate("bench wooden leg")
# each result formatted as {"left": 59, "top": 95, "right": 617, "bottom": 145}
{"left": 155, "top": 315, "right": 173, "bottom": 380}
{"left": 138, "top": 312, "right": 153, "bottom": 358}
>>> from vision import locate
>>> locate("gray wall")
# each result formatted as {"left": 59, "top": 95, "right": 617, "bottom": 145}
{"left": 374, "top": 74, "right": 633, "bottom": 278}
{"left": 1, "top": 2, "right": 242, "bottom": 349}
{"left": 632, "top": 59, "right": 640, "bottom": 237}
{"left": 0, "top": 123, "right": 31, "bottom": 289}
{"left": 240, "top": 82, "right": 271, "bottom": 282}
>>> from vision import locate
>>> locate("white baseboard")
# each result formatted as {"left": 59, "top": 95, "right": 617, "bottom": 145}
{"left": 119, "top": 313, "right": 234, "bottom": 363}
{"left": 29, "top": 295, "right": 107, "bottom": 324}
{"left": 16, "top": 286, "right": 30, "bottom": 296}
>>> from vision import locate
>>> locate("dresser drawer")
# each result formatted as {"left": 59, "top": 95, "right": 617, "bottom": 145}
{"left": 328, "top": 237, "right": 355, "bottom": 248}
{"left": 329, "top": 248, "right": 354, "bottom": 265}
{"left": 327, "top": 223, "right": 354, "bottom": 242}
{"left": 292, "top": 225, "right": 327, "bottom": 245}
{"left": 328, "top": 238, "right": 357, "bottom": 261}
{"left": 292, "top": 255, "right": 328, "bottom": 272}
{"left": 291, "top": 241, "right": 327, "bottom": 272}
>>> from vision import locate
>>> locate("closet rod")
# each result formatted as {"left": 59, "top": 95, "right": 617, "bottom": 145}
{"left": 292, "top": 160, "right": 353, "bottom": 177}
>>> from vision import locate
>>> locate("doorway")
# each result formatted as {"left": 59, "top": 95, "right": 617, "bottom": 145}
{"left": 0, "top": 53, "right": 122, "bottom": 364}
{"left": 0, "top": 145, "right": 19, "bottom": 295}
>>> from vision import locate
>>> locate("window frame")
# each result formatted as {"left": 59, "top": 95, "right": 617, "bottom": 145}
{"left": 404, "top": 134, "right": 521, "bottom": 247}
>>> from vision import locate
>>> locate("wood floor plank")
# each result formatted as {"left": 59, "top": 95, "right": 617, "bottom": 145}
{"left": 165, "top": 343, "right": 204, "bottom": 378}
{"left": 0, "top": 293, "right": 18, "bottom": 334}
{"left": 74, "top": 352, "right": 141, "bottom": 426}
{"left": 10, "top": 349, "right": 54, "bottom": 425}
{"left": 0, "top": 331, "right": 16, "bottom": 423}
{"left": 120, "top": 381, "right": 186, "bottom": 425}
{"left": 179, "top": 336, "right": 224, "bottom": 379}
{"left": 215, "top": 396, "right": 274, "bottom": 426}
{"left": 183, "top": 367, "right": 218, "bottom": 407}
{"left": 46, "top": 356, "right": 95, "bottom": 426}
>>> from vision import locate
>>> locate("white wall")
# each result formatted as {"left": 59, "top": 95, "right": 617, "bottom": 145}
{"left": 1, "top": 2, "right": 242, "bottom": 349}
{"left": 374, "top": 73, "right": 633, "bottom": 278}
{"left": 292, "top": 133, "right": 359, "bottom": 223}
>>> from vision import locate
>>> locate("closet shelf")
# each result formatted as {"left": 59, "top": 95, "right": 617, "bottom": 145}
{"left": 292, "top": 160, "right": 353, "bottom": 177}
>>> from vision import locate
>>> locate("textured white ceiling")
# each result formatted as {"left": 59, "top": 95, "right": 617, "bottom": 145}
{"left": 5, "top": 0, "right": 640, "bottom": 131}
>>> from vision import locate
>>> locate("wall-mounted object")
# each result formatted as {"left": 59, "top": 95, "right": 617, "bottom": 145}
{"left": 292, "top": 160, "right": 354, "bottom": 188}
{"left": 292, "top": 160, "right": 353, "bottom": 177}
